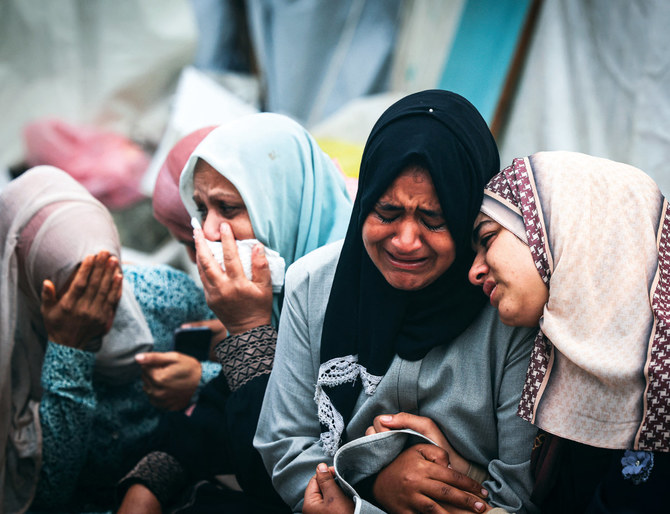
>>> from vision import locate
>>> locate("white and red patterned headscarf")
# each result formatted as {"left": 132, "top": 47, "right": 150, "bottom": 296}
{"left": 482, "top": 151, "right": 670, "bottom": 453}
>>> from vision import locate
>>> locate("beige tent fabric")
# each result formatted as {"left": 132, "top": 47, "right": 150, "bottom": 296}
{"left": 482, "top": 151, "right": 670, "bottom": 451}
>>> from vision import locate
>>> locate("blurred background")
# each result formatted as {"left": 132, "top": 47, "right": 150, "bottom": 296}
{"left": 2, "top": 0, "right": 669, "bottom": 271}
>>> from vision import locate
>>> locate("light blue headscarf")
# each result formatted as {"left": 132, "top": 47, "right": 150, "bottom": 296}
{"left": 179, "top": 112, "right": 352, "bottom": 325}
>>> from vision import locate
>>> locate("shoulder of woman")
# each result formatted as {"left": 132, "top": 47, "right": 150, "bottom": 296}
{"left": 283, "top": 240, "right": 343, "bottom": 314}
{"left": 122, "top": 264, "right": 196, "bottom": 289}
{"left": 285, "top": 239, "right": 343, "bottom": 284}
{"left": 459, "top": 304, "right": 536, "bottom": 356}
{"left": 121, "top": 264, "right": 205, "bottom": 312}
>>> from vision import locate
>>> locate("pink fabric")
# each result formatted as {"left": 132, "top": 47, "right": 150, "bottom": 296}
{"left": 23, "top": 119, "right": 150, "bottom": 209}
{"left": 152, "top": 126, "right": 217, "bottom": 242}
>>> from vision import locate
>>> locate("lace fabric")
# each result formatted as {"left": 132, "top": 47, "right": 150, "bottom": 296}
{"left": 315, "top": 355, "right": 383, "bottom": 455}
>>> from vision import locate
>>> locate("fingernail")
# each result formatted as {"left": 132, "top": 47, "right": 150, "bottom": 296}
{"left": 475, "top": 501, "right": 484, "bottom": 511}
{"left": 135, "top": 353, "right": 145, "bottom": 362}
{"left": 254, "top": 243, "right": 265, "bottom": 255}
{"left": 220, "top": 222, "right": 231, "bottom": 234}
{"left": 380, "top": 415, "right": 392, "bottom": 422}
{"left": 317, "top": 463, "right": 328, "bottom": 472}
{"left": 181, "top": 323, "right": 193, "bottom": 329}
{"left": 481, "top": 488, "right": 488, "bottom": 497}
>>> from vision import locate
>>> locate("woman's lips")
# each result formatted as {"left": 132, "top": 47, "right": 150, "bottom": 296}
{"left": 384, "top": 250, "right": 428, "bottom": 270}
{"left": 483, "top": 280, "right": 496, "bottom": 298}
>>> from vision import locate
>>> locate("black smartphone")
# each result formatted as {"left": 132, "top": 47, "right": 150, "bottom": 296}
{"left": 173, "top": 326, "right": 213, "bottom": 361}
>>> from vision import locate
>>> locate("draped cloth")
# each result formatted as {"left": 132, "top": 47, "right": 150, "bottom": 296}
{"left": 481, "top": 151, "right": 670, "bottom": 452}
{"left": 0, "top": 166, "right": 153, "bottom": 513}
{"left": 316, "top": 90, "right": 500, "bottom": 454}
{"left": 153, "top": 125, "right": 217, "bottom": 243}
{"left": 179, "top": 112, "right": 353, "bottom": 326}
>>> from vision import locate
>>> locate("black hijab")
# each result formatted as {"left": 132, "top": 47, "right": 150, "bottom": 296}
{"left": 316, "top": 90, "right": 500, "bottom": 454}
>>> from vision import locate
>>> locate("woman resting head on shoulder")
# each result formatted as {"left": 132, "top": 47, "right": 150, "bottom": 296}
{"left": 469, "top": 151, "right": 670, "bottom": 512}
{"left": 257, "top": 90, "right": 542, "bottom": 514}
{"left": 179, "top": 112, "right": 352, "bottom": 334}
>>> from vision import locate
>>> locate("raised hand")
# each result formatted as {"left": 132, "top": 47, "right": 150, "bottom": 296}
{"left": 194, "top": 222, "right": 272, "bottom": 335}
{"left": 41, "top": 251, "right": 122, "bottom": 350}
{"left": 303, "top": 463, "right": 354, "bottom": 514}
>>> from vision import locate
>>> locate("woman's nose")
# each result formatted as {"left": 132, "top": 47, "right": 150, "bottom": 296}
{"left": 201, "top": 212, "right": 222, "bottom": 241}
{"left": 391, "top": 219, "right": 422, "bottom": 253}
{"left": 468, "top": 252, "right": 489, "bottom": 286}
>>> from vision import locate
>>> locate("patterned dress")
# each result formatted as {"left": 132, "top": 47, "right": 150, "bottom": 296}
{"left": 29, "top": 265, "right": 220, "bottom": 513}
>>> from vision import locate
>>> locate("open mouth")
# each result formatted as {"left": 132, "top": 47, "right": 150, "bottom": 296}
{"left": 384, "top": 249, "right": 428, "bottom": 270}
{"left": 483, "top": 280, "right": 497, "bottom": 298}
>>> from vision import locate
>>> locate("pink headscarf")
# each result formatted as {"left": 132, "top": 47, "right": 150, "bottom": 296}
{"left": 152, "top": 126, "right": 217, "bottom": 242}
{"left": 0, "top": 166, "right": 153, "bottom": 512}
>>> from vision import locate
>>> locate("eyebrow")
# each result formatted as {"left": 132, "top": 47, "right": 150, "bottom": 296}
{"left": 375, "top": 201, "right": 444, "bottom": 219}
{"left": 193, "top": 190, "right": 243, "bottom": 203}
{"left": 472, "top": 219, "right": 495, "bottom": 245}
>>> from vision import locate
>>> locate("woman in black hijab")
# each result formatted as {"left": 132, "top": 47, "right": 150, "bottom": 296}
{"left": 255, "top": 90, "right": 538, "bottom": 513}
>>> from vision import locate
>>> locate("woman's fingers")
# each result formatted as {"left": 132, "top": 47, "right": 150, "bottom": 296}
{"left": 424, "top": 474, "right": 488, "bottom": 513}
{"left": 415, "top": 443, "right": 451, "bottom": 469}
{"left": 91, "top": 255, "right": 119, "bottom": 310}
{"left": 194, "top": 226, "right": 224, "bottom": 287}
{"left": 303, "top": 463, "right": 354, "bottom": 514}
{"left": 376, "top": 413, "right": 449, "bottom": 448}
{"left": 251, "top": 243, "right": 272, "bottom": 287}
{"left": 41, "top": 279, "right": 57, "bottom": 308}
{"left": 218, "top": 222, "right": 245, "bottom": 279}
{"left": 64, "top": 254, "right": 94, "bottom": 304}
{"left": 111, "top": 269, "right": 124, "bottom": 303}
{"left": 303, "top": 474, "right": 324, "bottom": 505}
{"left": 80, "top": 251, "right": 110, "bottom": 303}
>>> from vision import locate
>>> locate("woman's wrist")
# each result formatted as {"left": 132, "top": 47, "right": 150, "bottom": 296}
{"left": 215, "top": 324, "right": 276, "bottom": 392}
{"left": 225, "top": 316, "right": 272, "bottom": 335}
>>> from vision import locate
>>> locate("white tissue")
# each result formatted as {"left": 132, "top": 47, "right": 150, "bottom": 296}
{"left": 191, "top": 217, "right": 285, "bottom": 292}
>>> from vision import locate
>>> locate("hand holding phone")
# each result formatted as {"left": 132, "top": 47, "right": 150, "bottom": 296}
{"left": 173, "top": 326, "right": 212, "bottom": 361}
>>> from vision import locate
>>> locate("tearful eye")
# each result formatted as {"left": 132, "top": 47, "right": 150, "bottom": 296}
{"left": 219, "top": 203, "right": 241, "bottom": 214}
{"left": 422, "top": 219, "right": 447, "bottom": 231}
{"left": 374, "top": 211, "right": 398, "bottom": 224}
{"left": 480, "top": 233, "right": 496, "bottom": 248}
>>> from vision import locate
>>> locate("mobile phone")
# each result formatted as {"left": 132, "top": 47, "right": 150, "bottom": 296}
{"left": 173, "top": 326, "right": 213, "bottom": 361}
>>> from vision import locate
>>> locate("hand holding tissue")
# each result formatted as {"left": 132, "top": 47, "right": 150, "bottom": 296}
{"left": 191, "top": 218, "right": 285, "bottom": 292}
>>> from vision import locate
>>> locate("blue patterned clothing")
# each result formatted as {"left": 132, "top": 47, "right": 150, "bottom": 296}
{"left": 30, "top": 264, "right": 220, "bottom": 512}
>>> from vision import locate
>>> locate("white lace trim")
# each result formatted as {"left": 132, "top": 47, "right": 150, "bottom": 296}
{"left": 359, "top": 365, "right": 382, "bottom": 395}
{"left": 314, "top": 355, "right": 383, "bottom": 455}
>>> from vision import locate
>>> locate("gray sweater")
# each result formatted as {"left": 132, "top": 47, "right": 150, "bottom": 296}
{"left": 255, "top": 241, "right": 539, "bottom": 513}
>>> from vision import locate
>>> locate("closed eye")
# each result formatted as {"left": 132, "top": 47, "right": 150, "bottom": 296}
{"left": 374, "top": 211, "right": 398, "bottom": 224}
